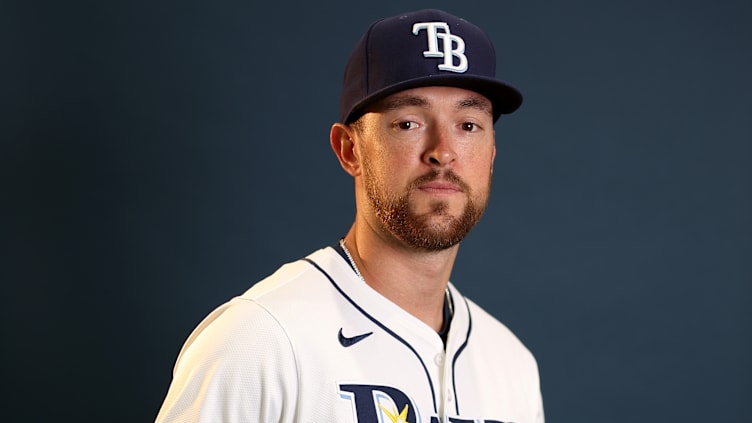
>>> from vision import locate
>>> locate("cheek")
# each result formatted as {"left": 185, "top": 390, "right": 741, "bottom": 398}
{"left": 361, "top": 148, "right": 402, "bottom": 190}
{"left": 464, "top": 143, "right": 495, "bottom": 170}
{"left": 464, "top": 151, "right": 496, "bottom": 193}
{"left": 371, "top": 144, "right": 416, "bottom": 175}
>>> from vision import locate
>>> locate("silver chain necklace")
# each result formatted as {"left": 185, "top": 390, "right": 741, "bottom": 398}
{"left": 339, "top": 238, "right": 364, "bottom": 281}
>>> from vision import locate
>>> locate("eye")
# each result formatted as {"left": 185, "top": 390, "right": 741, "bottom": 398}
{"left": 396, "top": 121, "right": 419, "bottom": 130}
{"left": 461, "top": 122, "right": 479, "bottom": 132}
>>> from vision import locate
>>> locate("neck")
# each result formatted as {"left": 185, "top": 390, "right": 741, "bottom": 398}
{"left": 342, "top": 223, "right": 459, "bottom": 332}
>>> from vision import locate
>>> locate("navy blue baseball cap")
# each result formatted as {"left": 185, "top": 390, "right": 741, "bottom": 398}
{"left": 340, "top": 9, "right": 523, "bottom": 124}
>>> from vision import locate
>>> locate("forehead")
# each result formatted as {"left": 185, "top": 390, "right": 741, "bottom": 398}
{"left": 370, "top": 86, "right": 493, "bottom": 114}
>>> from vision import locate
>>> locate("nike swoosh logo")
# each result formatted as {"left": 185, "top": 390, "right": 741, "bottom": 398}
{"left": 338, "top": 328, "right": 373, "bottom": 347}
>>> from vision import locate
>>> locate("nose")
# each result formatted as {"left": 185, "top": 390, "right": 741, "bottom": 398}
{"left": 422, "top": 125, "right": 457, "bottom": 167}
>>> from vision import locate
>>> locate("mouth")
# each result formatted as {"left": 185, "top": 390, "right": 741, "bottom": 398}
{"left": 417, "top": 180, "right": 463, "bottom": 195}
{"left": 409, "top": 170, "right": 470, "bottom": 198}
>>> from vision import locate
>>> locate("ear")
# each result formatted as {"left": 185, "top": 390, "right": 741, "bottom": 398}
{"left": 490, "top": 130, "right": 496, "bottom": 174}
{"left": 330, "top": 123, "right": 361, "bottom": 177}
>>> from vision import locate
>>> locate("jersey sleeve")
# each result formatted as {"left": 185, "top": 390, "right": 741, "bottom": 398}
{"left": 155, "top": 298, "right": 298, "bottom": 423}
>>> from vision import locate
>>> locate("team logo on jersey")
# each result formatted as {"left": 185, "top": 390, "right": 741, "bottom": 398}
{"left": 339, "top": 384, "right": 510, "bottom": 423}
{"left": 340, "top": 384, "right": 419, "bottom": 423}
{"left": 412, "top": 22, "right": 468, "bottom": 73}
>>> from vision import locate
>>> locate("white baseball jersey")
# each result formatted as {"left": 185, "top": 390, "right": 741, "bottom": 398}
{"left": 156, "top": 246, "right": 544, "bottom": 423}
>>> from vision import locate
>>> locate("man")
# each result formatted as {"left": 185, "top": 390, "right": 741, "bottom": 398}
{"left": 156, "top": 8, "right": 543, "bottom": 423}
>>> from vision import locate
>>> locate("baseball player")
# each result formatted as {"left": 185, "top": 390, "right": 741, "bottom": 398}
{"left": 156, "top": 8, "right": 544, "bottom": 423}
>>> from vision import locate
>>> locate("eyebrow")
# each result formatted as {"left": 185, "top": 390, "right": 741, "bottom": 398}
{"left": 377, "top": 93, "right": 492, "bottom": 116}
{"left": 379, "top": 95, "right": 429, "bottom": 111}
{"left": 457, "top": 97, "right": 493, "bottom": 116}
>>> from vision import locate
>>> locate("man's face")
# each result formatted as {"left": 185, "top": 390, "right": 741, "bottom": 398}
{"left": 352, "top": 86, "right": 496, "bottom": 251}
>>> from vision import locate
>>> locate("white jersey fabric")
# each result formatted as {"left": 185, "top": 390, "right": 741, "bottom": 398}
{"left": 156, "top": 247, "right": 544, "bottom": 423}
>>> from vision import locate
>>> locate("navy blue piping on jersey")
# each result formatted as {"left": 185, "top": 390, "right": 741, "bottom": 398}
{"left": 450, "top": 296, "right": 473, "bottom": 415}
{"left": 303, "top": 257, "right": 438, "bottom": 414}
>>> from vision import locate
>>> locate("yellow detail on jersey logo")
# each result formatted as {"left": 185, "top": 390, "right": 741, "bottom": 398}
{"left": 379, "top": 403, "right": 410, "bottom": 423}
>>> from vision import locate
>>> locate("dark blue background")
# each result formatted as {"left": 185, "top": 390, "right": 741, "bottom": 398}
{"left": 4, "top": 0, "right": 750, "bottom": 421}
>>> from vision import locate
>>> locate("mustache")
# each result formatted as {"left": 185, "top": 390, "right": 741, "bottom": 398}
{"left": 408, "top": 169, "right": 470, "bottom": 193}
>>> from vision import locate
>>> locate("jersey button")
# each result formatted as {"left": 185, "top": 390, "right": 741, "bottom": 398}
{"left": 434, "top": 353, "right": 444, "bottom": 366}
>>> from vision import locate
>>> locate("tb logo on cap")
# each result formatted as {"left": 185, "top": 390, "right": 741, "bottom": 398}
{"left": 412, "top": 22, "right": 468, "bottom": 73}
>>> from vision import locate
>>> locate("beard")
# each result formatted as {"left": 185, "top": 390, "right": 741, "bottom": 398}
{"left": 363, "top": 165, "right": 490, "bottom": 251}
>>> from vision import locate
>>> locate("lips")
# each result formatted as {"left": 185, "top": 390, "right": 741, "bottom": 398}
{"left": 418, "top": 180, "right": 463, "bottom": 194}
{"left": 410, "top": 169, "right": 470, "bottom": 195}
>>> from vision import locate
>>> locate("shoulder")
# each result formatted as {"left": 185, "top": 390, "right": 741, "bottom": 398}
{"left": 157, "top": 297, "right": 300, "bottom": 422}
{"left": 166, "top": 296, "right": 299, "bottom": 404}
{"left": 175, "top": 246, "right": 350, "bottom": 363}
{"left": 156, "top": 253, "right": 332, "bottom": 422}
{"left": 238, "top": 246, "right": 345, "bottom": 304}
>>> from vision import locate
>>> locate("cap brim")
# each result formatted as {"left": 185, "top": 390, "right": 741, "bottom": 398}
{"left": 345, "top": 75, "right": 523, "bottom": 124}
